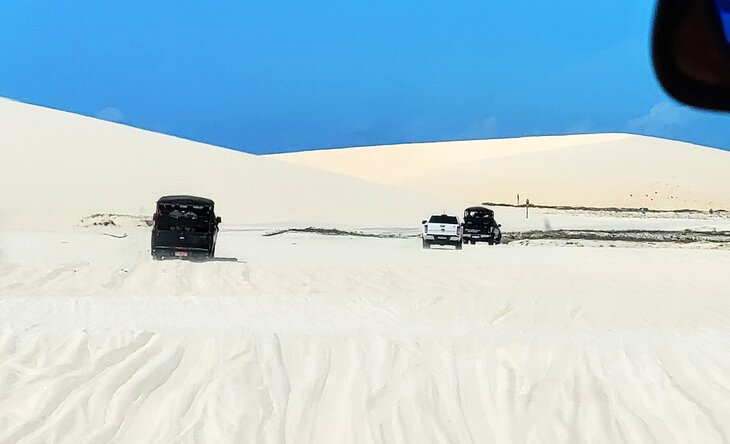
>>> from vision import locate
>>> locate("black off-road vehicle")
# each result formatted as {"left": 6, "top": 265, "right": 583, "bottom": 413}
{"left": 151, "top": 195, "right": 221, "bottom": 260}
{"left": 462, "top": 206, "right": 502, "bottom": 245}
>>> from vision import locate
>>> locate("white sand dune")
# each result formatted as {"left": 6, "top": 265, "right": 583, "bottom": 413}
{"left": 271, "top": 134, "right": 730, "bottom": 210}
{"left": 2, "top": 98, "right": 730, "bottom": 443}
{"left": 0, "top": 98, "right": 436, "bottom": 230}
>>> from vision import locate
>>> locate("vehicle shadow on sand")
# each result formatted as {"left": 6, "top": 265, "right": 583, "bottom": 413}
{"left": 155, "top": 256, "right": 241, "bottom": 263}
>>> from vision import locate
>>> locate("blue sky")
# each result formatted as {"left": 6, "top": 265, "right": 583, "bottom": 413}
{"left": 1, "top": 0, "right": 729, "bottom": 153}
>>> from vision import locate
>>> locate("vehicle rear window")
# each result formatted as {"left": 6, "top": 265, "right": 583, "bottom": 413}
{"left": 429, "top": 215, "right": 458, "bottom": 224}
{"left": 155, "top": 204, "right": 212, "bottom": 232}
{"left": 158, "top": 204, "right": 211, "bottom": 219}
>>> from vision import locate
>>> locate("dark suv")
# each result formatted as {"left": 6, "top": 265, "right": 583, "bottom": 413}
{"left": 462, "top": 206, "right": 502, "bottom": 245}
{"left": 151, "top": 195, "right": 221, "bottom": 260}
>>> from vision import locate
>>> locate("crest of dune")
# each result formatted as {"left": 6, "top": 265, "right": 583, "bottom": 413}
{"left": 0, "top": 98, "right": 436, "bottom": 229}
{"left": 271, "top": 133, "right": 730, "bottom": 210}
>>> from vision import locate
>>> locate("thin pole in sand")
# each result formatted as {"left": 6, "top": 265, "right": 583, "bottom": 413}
{"left": 517, "top": 194, "right": 520, "bottom": 206}
{"left": 525, "top": 199, "right": 530, "bottom": 219}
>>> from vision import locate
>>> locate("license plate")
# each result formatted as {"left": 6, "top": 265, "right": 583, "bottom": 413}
{"left": 174, "top": 251, "right": 189, "bottom": 257}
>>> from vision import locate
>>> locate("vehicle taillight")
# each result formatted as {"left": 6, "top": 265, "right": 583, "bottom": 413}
{"left": 153, "top": 212, "right": 159, "bottom": 221}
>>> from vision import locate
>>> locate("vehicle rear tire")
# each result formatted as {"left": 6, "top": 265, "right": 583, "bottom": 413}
{"left": 470, "top": 240, "right": 476, "bottom": 245}
{"left": 455, "top": 242, "right": 463, "bottom": 250}
{"left": 422, "top": 239, "right": 431, "bottom": 249}
{"left": 462, "top": 238, "right": 468, "bottom": 244}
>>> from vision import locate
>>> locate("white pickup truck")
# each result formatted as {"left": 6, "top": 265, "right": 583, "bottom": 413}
{"left": 421, "top": 214, "right": 463, "bottom": 249}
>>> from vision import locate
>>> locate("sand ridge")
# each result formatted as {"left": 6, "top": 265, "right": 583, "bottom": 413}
{"left": 0, "top": 98, "right": 436, "bottom": 230}
{"left": 271, "top": 133, "right": 730, "bottom": 211}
